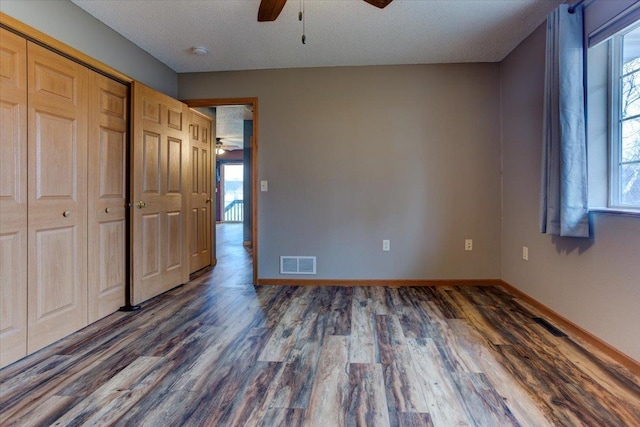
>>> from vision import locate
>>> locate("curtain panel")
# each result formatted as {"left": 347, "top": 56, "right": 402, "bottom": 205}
{"left": 540, "top": 4, "right": 590, "bottom": 238}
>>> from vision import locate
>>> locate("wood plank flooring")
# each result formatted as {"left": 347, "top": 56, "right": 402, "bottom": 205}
{"left": 1, "top": 224, "right": 639, "bottom": 426}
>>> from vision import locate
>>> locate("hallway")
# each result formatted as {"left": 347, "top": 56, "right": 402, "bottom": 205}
{"left": 193, "top": 223, "right": 253, "bottom": 288}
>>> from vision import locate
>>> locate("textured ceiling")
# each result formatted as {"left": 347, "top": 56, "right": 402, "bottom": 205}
{"left": 216, "top": 106, "right": 253, "bottom": 151}
{"left": 71, "top": 0, "right": 563, "bottom": 73}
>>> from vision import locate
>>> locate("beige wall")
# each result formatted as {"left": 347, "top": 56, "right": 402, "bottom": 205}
{"left": 180, "top": 64, "right": 502, "bottom": 280}
{"left": 500, "top": 24, "right": 640, "bottom": 361}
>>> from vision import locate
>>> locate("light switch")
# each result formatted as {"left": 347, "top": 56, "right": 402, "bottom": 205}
{"left": 261, "top": 180, "right": 268, "bottom": 192}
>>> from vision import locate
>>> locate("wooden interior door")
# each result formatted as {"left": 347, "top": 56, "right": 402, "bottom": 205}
{"left": 131, "top": 82, "right": 189, "bottom": 305}
{"left": 88, "top": 73, "right": 128, "bottom": 322}
{"left": 0, "top": 28, "right": 28, "bottom": 367}
{"left": 26, "top": 42, "right": 88, "bottom": 352}
{"left": 189, "top": 109, "right": 214, "bottom": 273}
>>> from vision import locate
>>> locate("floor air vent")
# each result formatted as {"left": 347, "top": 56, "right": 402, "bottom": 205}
{"left": 280, "top": 256, "right": 316, "bottom": 275}
{"left": 532, "top": 317, "right": 567, "bottom": 337}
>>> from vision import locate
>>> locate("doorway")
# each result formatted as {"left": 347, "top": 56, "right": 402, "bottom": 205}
{"left": 221, "top": 164, "right": 244, "bottom": 223}
{"left": 183, "top": 98, "right": 258, "bottom": 284}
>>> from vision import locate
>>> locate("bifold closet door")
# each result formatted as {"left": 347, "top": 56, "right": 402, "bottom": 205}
{"left": 26, "top": 42, "right": 88, "bottom": 352}
{"left": 131, "top": 82, "right": 189, "bottom": 305}
{"left": 88, "top": 73, "right": 128, "bottom": 322}
{"left": 189, "top": 110, "right": 214, "bottom": 274}
{"left": 0, "top": 28, "right": 28, "bottom": 367}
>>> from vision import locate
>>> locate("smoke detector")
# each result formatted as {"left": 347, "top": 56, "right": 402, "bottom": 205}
{"left": 191, "top": 46, "right": 208, "bottom": 56}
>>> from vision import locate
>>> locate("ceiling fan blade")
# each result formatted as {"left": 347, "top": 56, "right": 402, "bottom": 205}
{"left": 363, "top": 0, "right": 394, "bottom": 9}
{"left": 258, "top": 0, "right": 288, "bottom": 21}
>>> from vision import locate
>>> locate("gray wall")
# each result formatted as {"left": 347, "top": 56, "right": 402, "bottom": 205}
{"left": 500, "top": 24, "right": 640, "bottom": 361}
{"left": 179, "top": 65, "right": 502, "bottom": 280}
{"left": 0, "top": 0, "right": 177, "bottom": 97}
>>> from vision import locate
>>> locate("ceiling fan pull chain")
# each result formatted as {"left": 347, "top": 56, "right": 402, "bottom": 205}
{"left": 300, "top": 0, "right": 306, "bottom": 44}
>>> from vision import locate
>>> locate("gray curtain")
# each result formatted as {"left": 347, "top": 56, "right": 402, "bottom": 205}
{"left": 540, "top": 4, "right": 589, "bottom": 238}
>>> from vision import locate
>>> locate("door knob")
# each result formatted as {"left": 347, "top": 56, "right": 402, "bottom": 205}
{"left": 105, "top": 207, "right": 111, "bottom": 213}
{"left": 206, "top": 199, "right": 212, "bottom": 204}
{"left": 63, "top": 210, "right": 71, "bottom": 217}
{"left": 135, "top": 201, "right": 147, "bottom": 209}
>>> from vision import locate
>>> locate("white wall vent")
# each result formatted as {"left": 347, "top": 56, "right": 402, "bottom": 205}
{"left": 280, "top": 256, "right": 316, "bottom": 275}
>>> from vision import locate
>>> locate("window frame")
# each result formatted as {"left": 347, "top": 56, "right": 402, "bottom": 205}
{"left": 609, "top": 25, "right": 640, "bottom": 210}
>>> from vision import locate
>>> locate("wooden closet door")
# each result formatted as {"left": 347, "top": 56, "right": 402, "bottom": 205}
{"left": 27, "top": 42, "right": 88, "bottom": 352}
{"left": 189, "top": 110, "right": 214, "bottom": 273}
{"left": 88, "top": 73, "right": 127, "bottom": 322}
{"left": 131, "top": 82, "right": 189, "bottom": 305}
{"left": 0, "top": 28, "right": 27, "bottom": 367}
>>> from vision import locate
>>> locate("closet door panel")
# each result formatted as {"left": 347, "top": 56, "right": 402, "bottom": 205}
{"left": 34, "top": 227, "right": 78, "bottom": 317}
{"left": 88, "top": 73, "right": 127, "bottom": 322}
{"left": 131, "top": 82, "right": 189, "bottom": 305}
{"left": 0, "top": 232, "right": 24, "bottom": 365}
{"left": 0, "top": 28, "right": 27, "bottom": 368}
{"left": 27, "top": 42, "right": 88, "bottom": 353}
{"left": 34, "top": 113, "right": 75, "bottom": 196}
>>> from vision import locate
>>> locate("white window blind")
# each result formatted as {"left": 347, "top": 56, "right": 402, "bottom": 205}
{"left": 587, "top": 1, "right": 640, "bottom": 47}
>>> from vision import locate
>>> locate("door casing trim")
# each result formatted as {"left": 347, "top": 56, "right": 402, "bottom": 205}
{"left": 182, "top": 98, "right": 259, "bottom": 285}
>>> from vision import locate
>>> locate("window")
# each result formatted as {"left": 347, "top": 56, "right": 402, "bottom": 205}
{"left": 610, "top": 25, "right": 640, "bottom": 208}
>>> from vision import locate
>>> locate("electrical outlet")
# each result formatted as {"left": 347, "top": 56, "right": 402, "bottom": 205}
{"left": 465, "top": 239, "right": 473, "bottom": 251}
{"left": 383, "top": 240, "right": 390, "bottom": 251}
{"left": 260, "top": 180, "right": 268, "bottom": 192}
{"left": 522, "top": 246, "right": 529, "bottom": 261}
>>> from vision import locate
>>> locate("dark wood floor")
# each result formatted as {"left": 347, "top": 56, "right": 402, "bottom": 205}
{"left": 1, "top": 224, "right": 639, "bottom": 426}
